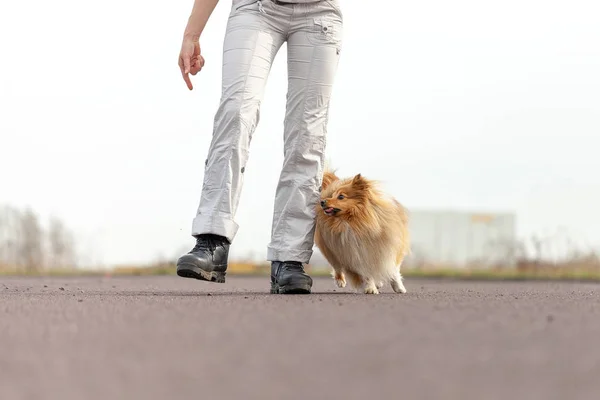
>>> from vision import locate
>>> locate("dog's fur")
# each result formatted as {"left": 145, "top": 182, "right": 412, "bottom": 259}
{"left": 314, "top": 170, "right": 411, "bottom": 294}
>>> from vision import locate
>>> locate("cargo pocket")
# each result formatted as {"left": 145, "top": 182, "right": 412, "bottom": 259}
{"left": 306, "top": 17, "right": 342, "bottom": 47}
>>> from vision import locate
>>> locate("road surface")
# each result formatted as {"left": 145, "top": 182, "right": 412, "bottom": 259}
{"left": 1, "top": 275, "right": 599, "bottom": 400}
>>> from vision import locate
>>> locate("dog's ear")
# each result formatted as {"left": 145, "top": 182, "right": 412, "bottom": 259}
{"left": 321, "top": 171, "right": 339, "bottom": 190}
{"left": 351, "top": 173, "right": 370, "bottom": 191}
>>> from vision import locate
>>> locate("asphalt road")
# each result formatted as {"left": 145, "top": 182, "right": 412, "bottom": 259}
{"left": 1, "top": 275, "right": 599, "bottom": 400}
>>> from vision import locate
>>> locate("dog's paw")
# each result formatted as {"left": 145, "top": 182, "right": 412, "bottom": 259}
{"left": 335, "top": 276, "right": 346, "bottom": 288}
{"left": 391, "top": 280, "right": 407, "bottom": 294}
{"left": 333, "top": 271, "right": 346, "bottom": 288}
{"left": 364, "top": 285, "right": 380, "bottom": 295}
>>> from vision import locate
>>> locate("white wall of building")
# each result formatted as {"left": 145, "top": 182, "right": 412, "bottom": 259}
{"left": 404, "top": 210, "right": 517, "bottom": 269}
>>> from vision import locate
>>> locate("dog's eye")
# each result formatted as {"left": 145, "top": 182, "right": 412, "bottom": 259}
{"left": 337, "top": 194, "right": 345, "bottom": 200}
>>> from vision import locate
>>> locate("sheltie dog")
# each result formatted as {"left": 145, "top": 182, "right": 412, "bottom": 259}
{"left": 314, "top": 170, "right": 410, "bottom": 294}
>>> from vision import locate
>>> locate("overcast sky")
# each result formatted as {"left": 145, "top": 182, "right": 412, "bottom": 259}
{"left": 1, "top": 0, "right": 599, "bottom": 267}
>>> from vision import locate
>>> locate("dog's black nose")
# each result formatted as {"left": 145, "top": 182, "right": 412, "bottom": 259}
{"left": 320, "top": 200, "right": 326, "bottom": 207}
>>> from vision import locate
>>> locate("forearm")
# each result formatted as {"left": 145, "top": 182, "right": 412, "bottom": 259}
{"left": 183, "top": 0, "right": 220, "bottom": 40}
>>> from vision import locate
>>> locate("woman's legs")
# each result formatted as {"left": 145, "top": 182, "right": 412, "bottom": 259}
{"left": 178, "top": 0, "right": 344, "bottom": 291}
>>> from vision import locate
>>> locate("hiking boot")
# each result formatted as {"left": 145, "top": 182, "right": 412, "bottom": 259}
{"left": 176, "top": 234, "right": 230, "bottom": 283}
{"left": 270, "top": 261, "right": 313, "bottom": 294}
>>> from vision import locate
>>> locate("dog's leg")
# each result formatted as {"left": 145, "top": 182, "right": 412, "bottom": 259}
{"left": 332, "top": 267, "right": 346, "bottom": 288}
{"left": 390, "top": 270, "right": 407, "bottom": 294}
{"left": 363, "top": 277, "right": 380, "bottom": 294}
{"left": 344, "top": 270, "right": 364, "bottom": 291}
{"left": 317, "top": 240, "right": 347, "bottom": 289}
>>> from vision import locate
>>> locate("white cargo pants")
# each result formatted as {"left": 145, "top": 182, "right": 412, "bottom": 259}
{"left": 192, "top": 0, "right": 343, "bottom": 263}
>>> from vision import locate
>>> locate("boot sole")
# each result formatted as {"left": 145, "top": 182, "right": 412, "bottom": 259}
{"left": 270, "top": 283, "right": 312, "bottom": 294}
{"left": 177, "top": 263, "right": 226, "bottom": 283}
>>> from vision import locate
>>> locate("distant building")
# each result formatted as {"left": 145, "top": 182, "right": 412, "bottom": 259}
{"left": 404, "top": 209, "right": 517, "bottom": 269}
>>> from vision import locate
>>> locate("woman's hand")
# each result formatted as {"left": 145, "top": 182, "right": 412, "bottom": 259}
{"left": 178, "top": 36, "right": 205, "bottom": 90}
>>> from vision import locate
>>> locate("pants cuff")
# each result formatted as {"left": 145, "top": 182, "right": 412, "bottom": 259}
{"left": 267, "top": 246, "right": 313, "bottom": 264}
{"left": 191, "top": 215, "right": 239, "bottom": 243}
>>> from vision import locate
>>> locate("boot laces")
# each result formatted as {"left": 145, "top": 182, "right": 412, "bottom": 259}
{"left": 277, "top": 261, "right": 303, "bottom": 275}
{"left": 192, "top": 235, "right": 222, "bottom": 254}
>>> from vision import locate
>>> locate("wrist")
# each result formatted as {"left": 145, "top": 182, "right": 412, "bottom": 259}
{"left": 183, "top": 30, "right": 201, "bottom": 41}
{"left": 184, "top": 17, "right": 202, "bottom": 41}
{"left": 183, "top": 21, "right": 202, "bottom": 41}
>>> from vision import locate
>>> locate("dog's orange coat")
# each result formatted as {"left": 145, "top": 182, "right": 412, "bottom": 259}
{"left": 314, "top": 170, "right": 410, "bottom": 294}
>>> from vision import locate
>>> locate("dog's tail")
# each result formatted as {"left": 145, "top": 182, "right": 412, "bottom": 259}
{"left": 394, "top": 200, "right": 412, "bottom": 263}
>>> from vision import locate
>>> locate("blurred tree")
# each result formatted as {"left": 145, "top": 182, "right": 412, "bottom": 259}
{"left": 19, "top": 207, "right": 44, "bottom": 272}
{"left": 48, "top": 216, "right": 77, "bottom": 269}
{"left": 0, "top": 205, "right": 22, "bottom": 268}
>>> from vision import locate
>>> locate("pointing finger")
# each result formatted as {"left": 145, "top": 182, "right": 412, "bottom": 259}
{"left": 179, "top": 56, "right": 193, "bottom": 90}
